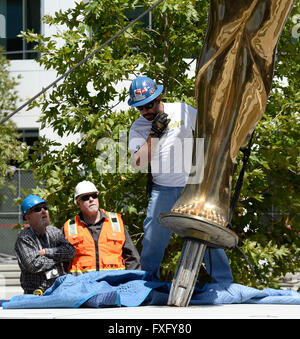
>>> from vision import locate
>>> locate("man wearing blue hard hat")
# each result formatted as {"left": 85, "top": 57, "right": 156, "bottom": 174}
{"left": 128, "top": 76, "right": 233, "bottom": 283}
{"left": 15, "top": 195, "right": 75, "bottom": 294}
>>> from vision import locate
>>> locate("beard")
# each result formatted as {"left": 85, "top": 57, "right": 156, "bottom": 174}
{"left": 37, "top": 215, "right": 50, "bottom": 228}
{"left": 86, "top": 203, "right": 98, "bottom": 212}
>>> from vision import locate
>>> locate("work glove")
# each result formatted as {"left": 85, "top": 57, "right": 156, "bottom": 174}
{"left": 149, "top": 112, "right": 170, "bottom": 138}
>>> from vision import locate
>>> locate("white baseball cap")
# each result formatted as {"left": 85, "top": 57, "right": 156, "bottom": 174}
{"left": 74, "top": 180, "right": 98, "bottom": 200}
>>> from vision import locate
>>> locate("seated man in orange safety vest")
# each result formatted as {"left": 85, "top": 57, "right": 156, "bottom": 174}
{"left": 64, "top": 180, "right": 141, "bottom": 275}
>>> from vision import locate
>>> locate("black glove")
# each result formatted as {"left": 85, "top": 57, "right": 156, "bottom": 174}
{"left": 149, "top": 112, "right": 170, "bottom": 138}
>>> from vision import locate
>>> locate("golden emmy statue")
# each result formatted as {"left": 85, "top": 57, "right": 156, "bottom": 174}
{"left": 159, "top": 0, "right": 295, "bottom": 306}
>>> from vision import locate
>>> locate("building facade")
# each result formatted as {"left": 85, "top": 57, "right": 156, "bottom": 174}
{"left": 0, "top": 1, "right": 80, "bottom": 253}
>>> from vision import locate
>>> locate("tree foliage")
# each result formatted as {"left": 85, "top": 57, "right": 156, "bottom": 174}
{"left": 19, "top": 0, "right": 299, "bottom": 287}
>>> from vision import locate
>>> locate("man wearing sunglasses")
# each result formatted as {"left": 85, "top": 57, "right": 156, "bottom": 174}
{"left": 15, "top": 195, "right": 75, "bottom": 294}
{"left": 128, "top": 76, "right": 233, "bottom": 284}
{"left": 63, "top": 180, "right": 140, "bottom": 275}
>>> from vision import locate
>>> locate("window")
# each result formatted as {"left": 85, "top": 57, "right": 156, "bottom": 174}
{"left": 0, "top": 0, "right": 41, "bottom": 60}
{"left": 17, "top": 128, "right": 39, "bottom": 147}
{"left": 125, "top": 5, "right": 152, "bottom": 29}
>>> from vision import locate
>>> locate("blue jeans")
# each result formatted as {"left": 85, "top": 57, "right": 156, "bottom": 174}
{"left": 141, "top": 184, "right": 233, "bottom": 283}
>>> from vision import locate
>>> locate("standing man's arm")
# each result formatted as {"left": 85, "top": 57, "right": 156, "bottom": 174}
{"left": 133, "top": 135, "right": 159, "bottom": 168}
{"left": 132, "top": 112, "right": 170, "bottom": 168}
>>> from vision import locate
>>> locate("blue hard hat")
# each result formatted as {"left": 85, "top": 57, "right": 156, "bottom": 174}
{"left": 128, "top": 76, "right": 163, "bottom": 107}
{"left": 21, "top": 195, "right": 47, "bottom": 217}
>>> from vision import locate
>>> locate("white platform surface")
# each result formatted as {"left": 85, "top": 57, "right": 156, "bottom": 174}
{"left": 1, "top": 303, "right": 300, "bottom": 319}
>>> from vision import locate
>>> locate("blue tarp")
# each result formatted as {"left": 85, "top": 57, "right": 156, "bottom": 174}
{"left": 2, "top": 270, "right": 300, "bottom": 309}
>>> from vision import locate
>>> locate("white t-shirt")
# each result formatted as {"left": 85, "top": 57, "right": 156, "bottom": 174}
{"left": 129, "top": 102, "right": 197, "bottom": 187}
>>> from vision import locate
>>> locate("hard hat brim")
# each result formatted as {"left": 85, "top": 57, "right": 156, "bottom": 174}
{"left": 128, "top": 85, "right": 163, "bottom": 107}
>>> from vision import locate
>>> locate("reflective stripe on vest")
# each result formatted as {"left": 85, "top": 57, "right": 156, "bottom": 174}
{"left": 108, "top": 212, "right": 121, "bottom": 232}
{"left": 68, "top": 221, "right": 77, "bottom": 236}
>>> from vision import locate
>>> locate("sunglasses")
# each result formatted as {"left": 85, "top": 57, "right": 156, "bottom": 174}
{"left": 31, "top": 205, "right": 48, "bottom": 213}
{"left": 80, "top": 193, "right": 98, "bottom": 201}
{"left": 137, "top": 100, "right": 156, "bottom": 111}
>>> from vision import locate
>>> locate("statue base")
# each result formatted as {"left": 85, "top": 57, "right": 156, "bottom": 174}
{"left": 159, "top": 211, "right": 238, "bottom": 249}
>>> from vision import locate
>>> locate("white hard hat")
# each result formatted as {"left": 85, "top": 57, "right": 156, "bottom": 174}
{"left": 74, "top": 180, "right": 98, "bottom": 200}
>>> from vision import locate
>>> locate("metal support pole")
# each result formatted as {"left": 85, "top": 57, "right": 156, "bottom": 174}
{"left": 168, "top": 238, "right": 207, "bottom": 307}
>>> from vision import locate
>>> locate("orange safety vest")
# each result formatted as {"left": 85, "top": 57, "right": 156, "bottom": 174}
{"left": 64, "top": 211, "right": 126, "bottom": 274}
